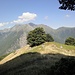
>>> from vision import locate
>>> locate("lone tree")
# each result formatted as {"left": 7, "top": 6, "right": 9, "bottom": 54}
{"left": 65, "top": 37, "right": 75, "bottom": 46}
{"left": 27, "top": 27, "right": 54, "bottom": 47}
{"left": 59, "top": 0, "right": 75, "bottom": 11}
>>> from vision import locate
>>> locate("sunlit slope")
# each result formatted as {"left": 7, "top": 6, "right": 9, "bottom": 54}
{"left": 0, "top": 45, "right": 30, "bottom": 64}
{"left": 0, "top": 42, "right": 75, "bottom": 64}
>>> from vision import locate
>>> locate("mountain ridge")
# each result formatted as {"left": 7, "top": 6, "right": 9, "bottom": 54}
{"left": 0, "top": 23, "right": 75, "bottom": 56}
{"left": 0, "top": 42, "right": 75, "bottom": 64}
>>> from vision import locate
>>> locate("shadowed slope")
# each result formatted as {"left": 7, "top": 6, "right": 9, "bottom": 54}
{"left": 0, "top": 52, "right": 75, "bottom": 75}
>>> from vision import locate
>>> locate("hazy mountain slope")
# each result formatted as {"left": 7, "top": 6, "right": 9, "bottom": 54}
{"left": 34, "top": 24, "right": 75, "bottom": 43}
{"left": 33, "top": 24, "right": 54, "bottom": 34}
{"left": 55, "top": 27, "right": 75, "bottom": 43}
{"left": 0, "top": 24, "right": 34, "bottom": 56}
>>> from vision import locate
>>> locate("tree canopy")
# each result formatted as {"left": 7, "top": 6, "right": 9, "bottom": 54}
{"left": 27, "top": 27, "right": 54, "bottom": 47}
{"left": 46, "top": 34, "right": 54, "bottom": 42}
{"left": 65, "top": 37, "right": 75, "bottom": 46}
{"left": 59, "top": 0, "right": 75, "bottom": 11}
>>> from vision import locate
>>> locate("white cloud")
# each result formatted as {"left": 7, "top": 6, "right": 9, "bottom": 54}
{"left": 0, "top": 12, "right": 37, "bottom": 27}
{"left": 13, "top": 19, "right": 24, "bottom": 23}
{"left": 0, "top": 22, "right": 9, "bottom": 27}
{"left": 66, "top": 14, "right": 70, "bottom": 18}
{"left": 13, "top": 12, "right": 37, "bottom": 23}
{"left": 44, "top": 16, "right": 48, "bottom": 20}
{"left": 18, "top": 12, "right": 37, "bottom": 19}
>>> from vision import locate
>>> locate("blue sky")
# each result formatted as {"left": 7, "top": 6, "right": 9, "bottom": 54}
{"left": 0, "top": 0, "right": 75, "bottom": 29}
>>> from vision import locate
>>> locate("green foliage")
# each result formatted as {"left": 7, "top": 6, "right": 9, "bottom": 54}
{"left": 27, "top": 27, "right": 46, "bottom": 47}
{"left": 65, "top": 37, "right": 75, "bottom": 46}
{"left": 46, "top": 34, "right": 54, "bottom": 42}
{"left": 59, "top": 0, "right": 75, "bottom": 11}
{"left": 27, "top": 27, "right": 54, "bottom": 47}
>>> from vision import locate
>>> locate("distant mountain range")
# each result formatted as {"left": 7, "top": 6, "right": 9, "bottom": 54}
{"left": 0, "top": 23, "right": 75, "bottom": 56}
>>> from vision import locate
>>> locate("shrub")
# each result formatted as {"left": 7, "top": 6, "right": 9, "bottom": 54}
{"left": 65, "top": 37, "right": 75, "bottom": 46}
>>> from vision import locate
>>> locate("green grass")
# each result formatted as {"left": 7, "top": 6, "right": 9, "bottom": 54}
{"left": 1, "top": 42, "right": 75, "bottom": 61}
{"left": 30, "top": 46, "right": 44, "bottom": 52}
{"left": 53, "top": 42, "right": 75, "bottom": 50}
{"left": 0, "top": 53, "right": 10, "bottom": 61}
{"left": 43, "top": 42, "right": 75, "bottom": 50}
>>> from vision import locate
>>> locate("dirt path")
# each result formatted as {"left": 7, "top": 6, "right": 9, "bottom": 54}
{"left": 0, "top": 43, "right": 75, "bottom": 64}
{"left": 0, "top": 45, "right": 30, "bottom": 64}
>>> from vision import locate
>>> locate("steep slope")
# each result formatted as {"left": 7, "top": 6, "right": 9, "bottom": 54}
{"left": 55, "top": 27, "right": 75, "bottom": 43}
{"left": 0, "top": 24, "right": 34, "bottom": 56}
{"left": 0, "top": 45, "right": 30, "bottom": 64}
{"left": 0, "top": 42, "right": 75, "bottom": 75}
